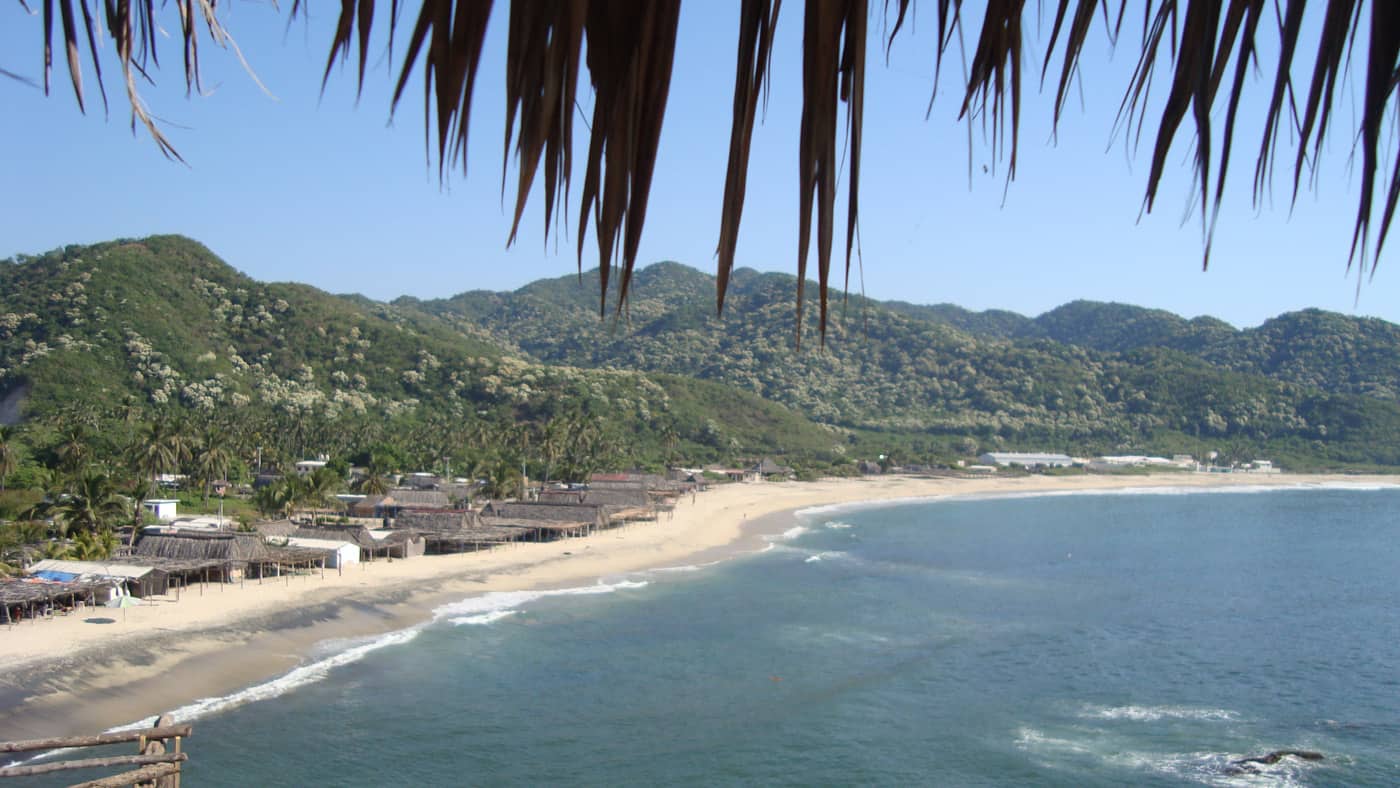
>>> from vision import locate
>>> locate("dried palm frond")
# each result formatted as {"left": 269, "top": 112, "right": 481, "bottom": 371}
{"left": 796, "top": 0, "right": 866, "bottom": 347}
{"left": 20, "top": 0, "right": 1400, "bottom": 344}
{"left": 717, "top": 0, "right": 782, "bottom": 316}
{"left": 502, "top": 0, "right": 584, "bottom": 248}
{"left": 575, "top": 0, "right": 682, "bottom": 316}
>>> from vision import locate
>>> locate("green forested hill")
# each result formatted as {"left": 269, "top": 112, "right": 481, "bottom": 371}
{"left": 3, "top": 237, "right": 1399, "bottom": 476}
{"left": 0, "top": 238, "right": 848, "bottom": 479}
{"left": 407, "top": 262, "right": 1400, "bottom": 468}
{"left": 918, "top": 300, "right": 1400, "bottom": 401}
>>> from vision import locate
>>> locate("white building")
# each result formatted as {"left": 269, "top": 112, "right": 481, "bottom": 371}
{"left": 142, "top": 499, "right": 178, "bottom": 522}
{"left": 283, "top": 536, "right": 360, "bottom": 569}
{"left": 295, "top": 460, "right": 329, "bottom": 477}
{"left": 978, "top": 452, "right": 1075, "bottom": 468}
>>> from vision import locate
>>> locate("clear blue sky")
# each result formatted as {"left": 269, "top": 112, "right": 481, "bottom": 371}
{"left": 1, "top": 3, "right": 1394, "bottom": 328}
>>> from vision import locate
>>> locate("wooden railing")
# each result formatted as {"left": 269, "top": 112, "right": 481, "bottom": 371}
{"left": 0, "top": 715, "right": 190, "bottom": 787}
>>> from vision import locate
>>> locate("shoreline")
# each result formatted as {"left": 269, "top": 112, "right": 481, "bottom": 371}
{"left": 1, "top": 471, "right": 1393, "bottom": 740}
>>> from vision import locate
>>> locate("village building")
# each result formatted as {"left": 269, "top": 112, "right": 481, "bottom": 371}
{"left": 977, "top": 452, "right": 1076, "bottom": 468}
{"left": 282, "top": 536, "right": 360, "bottom": 569}
{"left": 27, "top": 559, "right": 166, "bottom": 600}
{"left": 142, "top": 499, "right": 179, "bottom": 522}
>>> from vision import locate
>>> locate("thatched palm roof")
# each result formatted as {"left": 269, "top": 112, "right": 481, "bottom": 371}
{"left": 389, "top": 489, "right": 453, "bottom": 509}
{"left": 19, "top": 2, "right": 1399, "bottom": 341}
{"left": 482, "top": 501, "right": 611, "bottom": 525}
{"left": 393, "top": 509, "right": 477, "bottom": 531}
{"left": 134, "top": 532, "right": 270, "bottom": 563}
{"left": 292, "top": 527, "right": 378, "bottom": 550}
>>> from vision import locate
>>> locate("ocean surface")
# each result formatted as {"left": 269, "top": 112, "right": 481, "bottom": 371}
{"left": 35, "top": 484, "right": 1400, "bottom": 785}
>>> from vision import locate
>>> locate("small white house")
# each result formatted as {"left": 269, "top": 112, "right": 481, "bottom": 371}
{"left": 295, "top": 460, "right": 329, "bottom": 477}
{"left": 142, "top": 499, "right": 179, "bottom": 522}
{"left": 978, "top": 452, "right": 1075, "bottom": 468}
{"left": 283, "top": 536, "right": 360, "bottom": 569}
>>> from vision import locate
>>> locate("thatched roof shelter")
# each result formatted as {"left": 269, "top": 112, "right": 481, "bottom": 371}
{"left": 0, "top": 577, "right": 107, "bottom": 611}
{"left": 481, "top": 501, "right": 612, "bottom": 529}
{"left": 579, "top": 489, "right": 651, "bottom": 508}
{"left": 393, "top": 510, "right": 478, "bottom": 532}
{"left": 292, "top": 526, "right": 379, "bottom": 550}
{"left": 389, "top": 490, "right": 453, "bottom": 510}
{"left": 350, "top": 495, "right": 389, "bottom": 518}
{"left": 255, "top": 519, "right": 298, "bottom": 538}
{"left": 134, "top": 532, "right": 270, "bottom": 563}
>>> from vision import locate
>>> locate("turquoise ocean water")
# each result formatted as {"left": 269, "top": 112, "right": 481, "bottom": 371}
{"left": 41, "top": 484, "right": 1400, "bottom": 785}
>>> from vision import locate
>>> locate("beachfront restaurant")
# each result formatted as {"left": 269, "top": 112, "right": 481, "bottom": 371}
{"left": 2, "top": 574, "right": 113, "bottom": 625}
{"left": 26, "top": 559, "right": 167, "bottom": 600}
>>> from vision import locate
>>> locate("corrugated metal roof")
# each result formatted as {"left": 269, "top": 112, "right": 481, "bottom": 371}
{"left": 29, "top": 559, "right": 156, "bottom": 579}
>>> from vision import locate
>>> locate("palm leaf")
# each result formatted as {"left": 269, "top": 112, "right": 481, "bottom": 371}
{"left": 19, "top": 0, "right": 1400, "bottom": 343}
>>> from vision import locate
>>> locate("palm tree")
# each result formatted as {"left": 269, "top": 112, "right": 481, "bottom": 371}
{"left": 16, "top": 3, "right": 1398, "bottom": 341}
{"left": 300, "top": 467, "right": 344, "bottom": 522}
{"left": 53, "top": 426, "right": 92, "bottom": 476}
{"left": 53, "top": 471, "right": 128, "bottom": 537}
{"left": 0, "top": 426, "right": 18, "bottom": 492}
{"left": 253, "top": 482, "right": 294, "bottom": 519}
{"left": 71, "top": 529, "right": 118, "bottom": 561}
{"left": 130, "top": 416, "right": 193, "bottom": 497}
{"left": 195, "top": 429, "right": 235, "bottom": 506}
{"left": 354, "top": 470, "right": 390, "bottom": 496}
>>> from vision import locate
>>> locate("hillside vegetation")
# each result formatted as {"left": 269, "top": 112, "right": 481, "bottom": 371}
{"left": 2, "top": 237, "right": 1399, "bottom": 483}
{"left": 405, "top": 263, "right": 1400, "bottom": 469}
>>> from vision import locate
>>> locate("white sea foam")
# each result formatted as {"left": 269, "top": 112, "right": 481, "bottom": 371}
{"left": 765, "top": 524, "right": 810, "bottom": 542}
{"left": 1081, "top": 704, "right": 1239, "bottom": 722}
{"left": 645, "top": 558, "right": 724, "bottom": 574}
{"left": 824, "top": 521, "right": 853, "bottom": 530}
{"left": 803, "top": 551, "right": 847, "bottom": 564}
{"left": 433, "top": 579, "right": 649, "bottom": 623}
{"left": 1016, "top": 725, "right": 1317, "bottom": 787}
{"left": 108, "top": 626, "right": 425, "bottom": 731}
{"left": 963, "top": 480, "right": 1398, "bottom": 504}
{"left": 1014, "top": 726, "right": 1094, "bottom": 756}
{"left": 100, "top": 579, "right": 650, "bottom": 732}
{"left": 451, "top": 610, "right": 517, "bottom": 626}
{"left": 794, "top": 481, "right": 1397, "bottom": 523}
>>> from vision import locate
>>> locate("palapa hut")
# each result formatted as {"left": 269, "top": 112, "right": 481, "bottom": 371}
{"left": 480, "top": 501, "right": 613, "bottom": 538}
{"left": 1, "top": 574, "right": 110, "bottom": 624}
{"left": 394, "top": 509, "right": 524, "bottom": 554}
{"left": 282, "top": 537, "right": 360, "bottom": 569}
{"left": 293, "top": 525, "right": 423, "bottom": 560}
{"left": 350, "top": 495, "right": 389, "bottom": 519}
{"left": 387, "top": 489, "right": 452, "bottom": 513}
{"left": 255, "top": 519, "right": 299, "bottom": 538}
{"left": 133, "top": 529, "right": 270, "bottom": 584}
{"left": 26, "top": 559, "right": 165, "bottom": 600}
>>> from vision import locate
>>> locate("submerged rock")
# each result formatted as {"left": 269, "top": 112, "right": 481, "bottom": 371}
{"left": 1224, "top": 750, "right": 1324, "bottom": 775}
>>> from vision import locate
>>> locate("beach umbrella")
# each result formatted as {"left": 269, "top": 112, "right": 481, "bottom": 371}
{"left": 106, "top": 595, "right": 140, "bottom": 621}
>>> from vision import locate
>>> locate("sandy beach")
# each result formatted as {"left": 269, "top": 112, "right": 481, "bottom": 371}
{"left": 0, "top": 471, "right": 1390, "bottom": 741}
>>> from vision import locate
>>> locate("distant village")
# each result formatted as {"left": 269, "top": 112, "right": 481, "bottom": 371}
{"left": 1, "top": 459, "right": 797, "bottom": 624}
{"left": 2, "top": 451, "right": 1277, "bottom": 625}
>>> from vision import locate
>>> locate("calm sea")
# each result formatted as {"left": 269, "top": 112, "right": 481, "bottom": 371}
{"left": 44, "top": 484, "right": 1400, "bottom": 785}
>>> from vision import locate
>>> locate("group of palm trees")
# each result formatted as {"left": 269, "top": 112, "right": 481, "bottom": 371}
{"left": 0, "top": 394, "right": 669, "bottom": 576}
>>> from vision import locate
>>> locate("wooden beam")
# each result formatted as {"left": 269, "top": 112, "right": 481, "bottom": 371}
{"left": 0, "top": 726, "right": 192, "bottom": 754}
{"left": 0, "top": 751, "right": 185, "bottom": 778}
{"left": 67, "top": 762, "right": 182, "bottom": 788}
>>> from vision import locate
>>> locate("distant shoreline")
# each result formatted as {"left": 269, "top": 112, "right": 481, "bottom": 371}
{"left": 1, "top": 471, "right": 1393, "bottom": 741}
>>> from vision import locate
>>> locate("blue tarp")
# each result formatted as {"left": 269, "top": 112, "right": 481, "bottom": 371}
{"left": 31, "top": 570, "right": 79, "bottom": 582}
